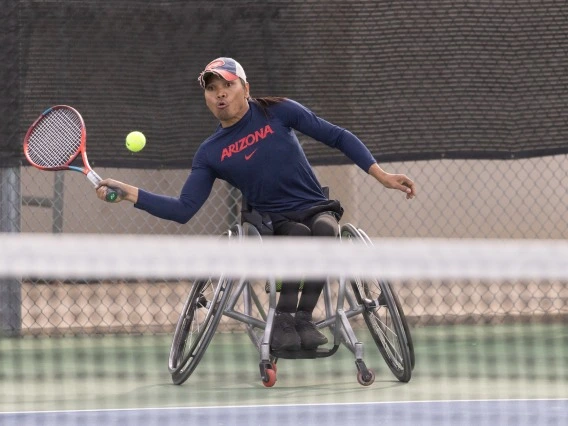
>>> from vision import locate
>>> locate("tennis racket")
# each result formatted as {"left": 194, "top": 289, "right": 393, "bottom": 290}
{"left": 23, "top": 105, "right": 122, "bottom": 202}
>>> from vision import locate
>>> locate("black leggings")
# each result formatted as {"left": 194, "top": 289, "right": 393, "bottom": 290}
{"left": 274, "top": 212, "right": 339, "bottom": 314}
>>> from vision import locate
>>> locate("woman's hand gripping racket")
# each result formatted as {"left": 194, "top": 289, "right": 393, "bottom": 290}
{"left": 23, "top": 105, "right": 123, "bottom": 202}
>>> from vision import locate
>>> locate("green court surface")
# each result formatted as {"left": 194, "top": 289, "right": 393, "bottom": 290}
{"left": 0, "top": 323, "right": 566, "bottom": 413}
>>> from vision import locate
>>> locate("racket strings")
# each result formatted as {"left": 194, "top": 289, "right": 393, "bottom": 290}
{"left": 27, "top": 109, "right": 83, "bottom": 168}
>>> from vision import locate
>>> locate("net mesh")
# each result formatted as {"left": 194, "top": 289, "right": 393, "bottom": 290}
{"left": 0, "top": 234, "right": 566, "bottom": 425}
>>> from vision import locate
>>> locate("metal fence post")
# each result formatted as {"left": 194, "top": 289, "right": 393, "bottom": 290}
{"left": 0, "top": 167, "right": 22, "bottom": 336}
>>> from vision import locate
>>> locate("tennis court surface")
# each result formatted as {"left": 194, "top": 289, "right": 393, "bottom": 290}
{"left": 0, "top": 327, "right": 566, "bottom": 425}
{"left": 1, "top": 235, "right": 567, "bottom": 426}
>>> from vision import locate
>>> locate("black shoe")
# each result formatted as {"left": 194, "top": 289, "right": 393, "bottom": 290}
{"left": 271, "top": 311, "right": 301, "bottom": 351}
{"left": 295, "top": 311, "right": 328, "bottom": 350}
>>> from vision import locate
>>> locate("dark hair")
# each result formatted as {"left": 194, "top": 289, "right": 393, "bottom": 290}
{"left": 250, "top": 96, "right": 287, "bottom": 118}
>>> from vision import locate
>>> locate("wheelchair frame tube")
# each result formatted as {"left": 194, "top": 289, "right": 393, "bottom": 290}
{"left": 224, "top": 277, "right": 267, "bottom": 330}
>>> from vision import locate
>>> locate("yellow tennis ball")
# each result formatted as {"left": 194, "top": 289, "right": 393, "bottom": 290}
{"left": 126, "top": 131, "right": 146, "bottom": 152}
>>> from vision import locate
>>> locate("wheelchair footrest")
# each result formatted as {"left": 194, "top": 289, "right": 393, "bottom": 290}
{"left": 271, "top": 345, "right": 339, "bottom": 359}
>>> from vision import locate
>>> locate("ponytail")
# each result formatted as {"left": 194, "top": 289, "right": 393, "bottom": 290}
{"left": 250, "top": 96, "right": 287, "bottom": 118}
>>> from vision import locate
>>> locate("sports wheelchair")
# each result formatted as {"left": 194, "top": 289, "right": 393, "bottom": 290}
{"left": 168, "top": 194, "right": 415, "bottom": 388}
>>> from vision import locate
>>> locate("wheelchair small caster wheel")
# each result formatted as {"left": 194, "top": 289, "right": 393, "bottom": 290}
{"left": 357, "top": 369, "right": 375, "bottom": 386}
{"left": 262, "top": 368, "right": 277, "bottom": 388}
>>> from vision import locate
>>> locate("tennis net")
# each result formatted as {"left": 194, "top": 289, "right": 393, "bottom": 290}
{"left": 0, "top": 232, "right": 566, "bottom": 426}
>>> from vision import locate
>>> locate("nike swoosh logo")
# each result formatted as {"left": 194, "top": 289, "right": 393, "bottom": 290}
{"left": 244, "top": 149, "right": 258, "bottom": 161}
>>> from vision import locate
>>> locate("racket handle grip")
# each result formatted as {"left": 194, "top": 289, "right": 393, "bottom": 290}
{"left": 88, "top": 170, "right": 125, "bottom": 203}
{"left": 104, "top": 187, "right": 125, "bottom": 203}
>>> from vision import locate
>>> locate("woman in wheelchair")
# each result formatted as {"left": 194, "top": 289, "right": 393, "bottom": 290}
{"left": 95, "top": 56, "right": 417, "bottom": 354}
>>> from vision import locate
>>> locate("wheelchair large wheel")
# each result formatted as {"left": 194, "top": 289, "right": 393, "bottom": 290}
{"left": 341, "top": 224, "right": 414, "bottom": 382}
{"left": 168, "top": 276, "right": 232, "bottom": 385}
{"left": 354, "top": 226, "right": 416, "bottom": 371}
{"left": 389, "top": 281, "right": 416, "bottom": 371}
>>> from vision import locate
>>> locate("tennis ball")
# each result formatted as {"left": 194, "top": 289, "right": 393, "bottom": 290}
{"left": 126, "top": 131, "right": 146, "bottom": 152}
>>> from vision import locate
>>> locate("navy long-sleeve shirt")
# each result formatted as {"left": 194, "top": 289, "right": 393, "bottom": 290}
{"left": 135, "top": 99, "right": 376, "bottom": 223}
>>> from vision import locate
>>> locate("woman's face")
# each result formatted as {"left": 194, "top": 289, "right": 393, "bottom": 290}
{"left": 204, "top": 75, "right": 250, "bottom": 127}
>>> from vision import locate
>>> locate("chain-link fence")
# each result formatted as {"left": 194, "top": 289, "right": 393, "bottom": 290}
{"left": 1, "top": 154, "right": 565, "bottom": 335}
{"left": 14, "top": 157, "right": 568, "bottom": 239}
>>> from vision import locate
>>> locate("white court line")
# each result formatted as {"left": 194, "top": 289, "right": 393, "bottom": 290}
{"left": 1, "top": 398, "right": 567, "bottom": 416}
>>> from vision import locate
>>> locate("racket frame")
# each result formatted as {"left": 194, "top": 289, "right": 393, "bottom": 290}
{"left": 23, "top": 105, "right": 119, "bottom": 202}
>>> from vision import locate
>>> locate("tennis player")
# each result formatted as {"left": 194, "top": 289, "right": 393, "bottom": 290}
{"left": 96, "top": 57, "right": 416, "bottom": 352}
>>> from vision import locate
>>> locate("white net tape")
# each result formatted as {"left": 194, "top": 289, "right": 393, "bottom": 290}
{"left": 1, "top": 233, "right": 567, "bottom": 280}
